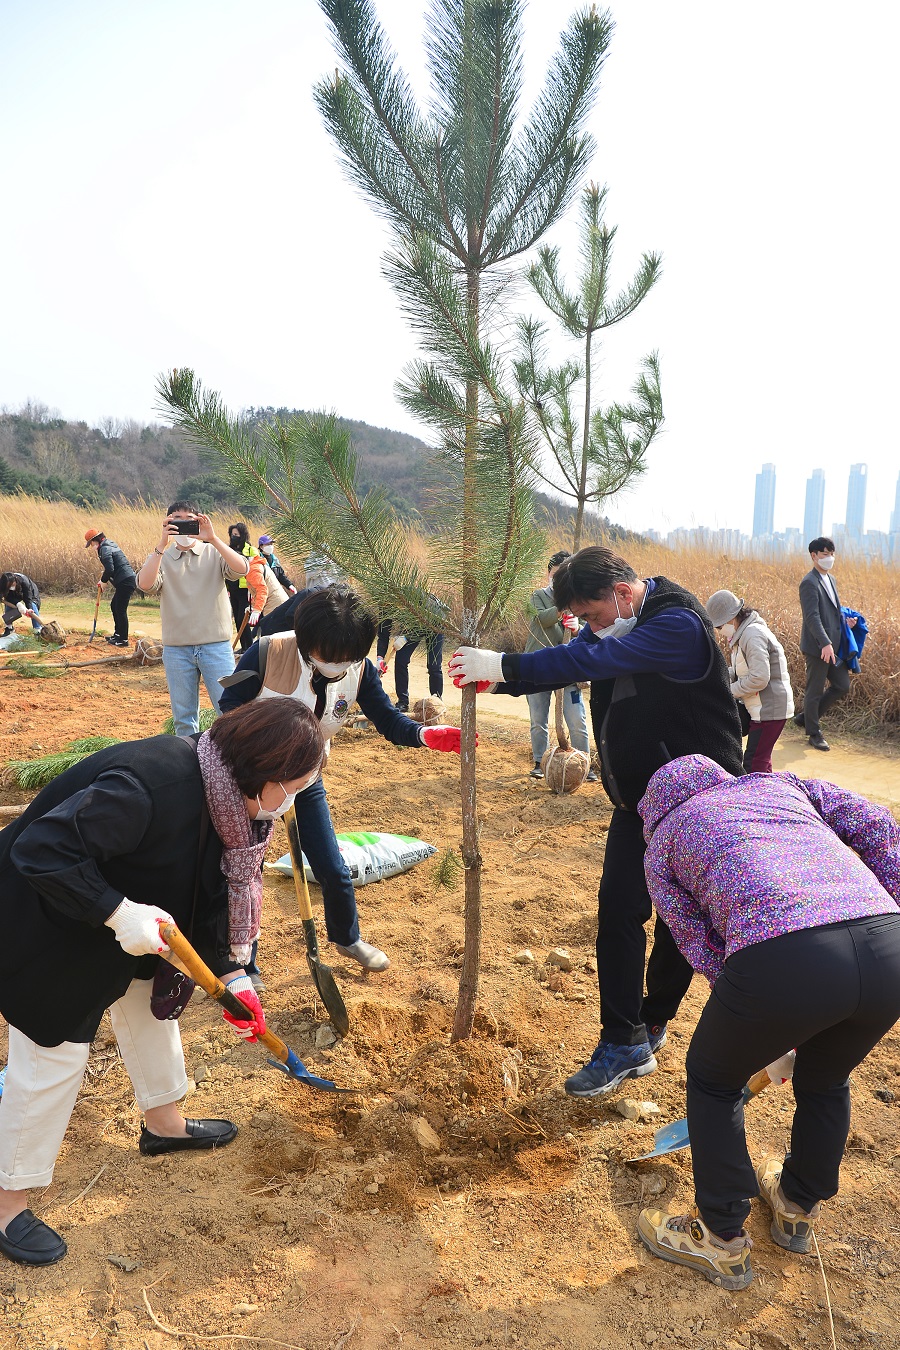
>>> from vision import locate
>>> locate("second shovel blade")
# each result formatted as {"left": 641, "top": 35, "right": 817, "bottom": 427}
{"left": 306, "top": 952, "right": 350, "bottom": 1038}
{"left": 627, "top": 1118, "right": 689, "bottom": 1162}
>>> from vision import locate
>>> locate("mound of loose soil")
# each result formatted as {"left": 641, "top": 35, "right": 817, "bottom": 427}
{"left": 0, "top": 644, "right": 898, "bottom": 1349}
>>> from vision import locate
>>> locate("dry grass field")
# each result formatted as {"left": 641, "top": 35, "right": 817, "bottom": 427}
{"left": 1, "top": 494, "right": 896, "bottom": 730}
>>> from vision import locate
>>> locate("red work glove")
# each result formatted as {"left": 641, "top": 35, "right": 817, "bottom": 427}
{"left": 421, "top": 725, "right": 475, "bottom": 754}
{"left": 561, "top": 611, "right": 579, "bottom": 632}
{"left": 222, "top": 976, "right": 266, "bottom": 1042}
{"left": 376, "top": 657, "right": 388, "bottom": 675}
{"left": 451, "top": 675, "right": 495, "bottom": 693}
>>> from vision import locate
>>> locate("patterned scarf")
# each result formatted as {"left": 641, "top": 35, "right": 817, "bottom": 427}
{"left": 196, "top": 730, "right": 273, "bottom": 965}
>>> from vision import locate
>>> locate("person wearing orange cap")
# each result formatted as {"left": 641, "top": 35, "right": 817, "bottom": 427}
{"left": 84, "top": 529, "right": 137, "bottom": 648}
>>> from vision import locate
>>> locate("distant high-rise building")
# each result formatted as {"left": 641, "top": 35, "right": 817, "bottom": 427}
{"left": 752, "top": 463, "right": 776, "bottom": 538}
{"left": 846, "top": 463, "right": 867, "bottom": 538}
{"left": 803, "top": 468, "right": 825, "bottom": 543}
{"left": 891, "top": 471, "right": 900, "bottom": 534}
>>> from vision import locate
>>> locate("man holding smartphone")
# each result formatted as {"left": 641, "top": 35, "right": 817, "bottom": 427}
{"left": 136, "top": 501, "right": 250, "bottom": 734}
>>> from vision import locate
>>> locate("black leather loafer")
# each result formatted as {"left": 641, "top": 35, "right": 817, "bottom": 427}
{"left": 0, "top": 1210, "right": 67, "bottom": 1266}
{"left": 139, "top": 1118, "right": 238, "bottom": 1156}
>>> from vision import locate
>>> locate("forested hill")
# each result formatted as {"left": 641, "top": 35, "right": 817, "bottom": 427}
{"left": 0, "top": 402, "right": 623, "bottom": 538}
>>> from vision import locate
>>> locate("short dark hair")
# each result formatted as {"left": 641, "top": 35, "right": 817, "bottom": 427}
{"left": 207, "top": 698, "right": 325, "bottom": 798}
{"left": 552, "top": 546, "right": 638, "bottom": 609}
{"left": 228, "top": 522, "right": 250, "bottom": 547}
{"left": 293, "top": 583, "right": 378, "bottom": 663}
{"left": 167, "top": 499, "right": 198, "bottom": 516}
{"left": 548, "top": 549, "right": 571, "bottom": 570}
{"left": 808, "top": 536, "right": 835, "bottom": 554}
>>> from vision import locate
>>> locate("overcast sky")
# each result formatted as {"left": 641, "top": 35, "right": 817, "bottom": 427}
{"left": 2, "top": 1, "right": 898, "bottom": 538}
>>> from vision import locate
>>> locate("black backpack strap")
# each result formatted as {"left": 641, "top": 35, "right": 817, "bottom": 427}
{"left": 219, "top": 636, "right": 271, "bottom": 690}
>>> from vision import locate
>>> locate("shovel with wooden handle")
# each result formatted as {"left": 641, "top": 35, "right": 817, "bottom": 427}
{"left": 232, "top": 610, "right": 249, "bottom": 652}
{"left": 627, "top": 1068, "right": 772, "bottom": 1162}
{"left": 88, "top": 583, "right": 103, "bottom": 643}
{"left": 158, "top": 922, "right": 356, "bottom": 1093}
{"left": 284, "top": 806, "right": 351, "bottom": 1038}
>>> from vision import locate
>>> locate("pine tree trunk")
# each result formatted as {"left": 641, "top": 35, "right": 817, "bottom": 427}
{"left": 573, "top": 329, "right": 593, "bottom": 552}
{"left": 452, "top": 266, "right": 483, "bottom": 1043}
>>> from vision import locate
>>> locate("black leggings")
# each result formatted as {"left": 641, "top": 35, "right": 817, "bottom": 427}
{"left": 110, "top": 586, "right": 134, "bottom": 640}
{"left": 687, "top": 914, "right": 900, "bottom": 1234}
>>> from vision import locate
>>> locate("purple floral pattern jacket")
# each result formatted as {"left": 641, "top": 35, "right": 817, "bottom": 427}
{"left": 638, "top": 756, "right": 900, "bottom": 984}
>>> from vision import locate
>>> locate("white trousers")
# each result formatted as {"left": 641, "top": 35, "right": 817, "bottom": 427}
{"left": 0, "top": 978, "right": 188, "bottom": 1189}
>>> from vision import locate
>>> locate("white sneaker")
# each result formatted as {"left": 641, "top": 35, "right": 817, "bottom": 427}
{"left": 333, "top": 939, "right": 390, "bottom": 972}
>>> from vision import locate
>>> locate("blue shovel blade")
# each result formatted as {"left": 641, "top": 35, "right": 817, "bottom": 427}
{"left": 266, "top": 1049, "right": 358, "bottom": 1094}
{"left": 627, "top": 1118, "right": 689, "bottom": 1161}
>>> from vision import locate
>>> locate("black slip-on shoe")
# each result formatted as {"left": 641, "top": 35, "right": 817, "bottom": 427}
{"left": 808, "top": 732, "right": 830, "bottom": 751}
{"left": 139, "top": 1118, "right": 238, "bottom": 1156}
{"left": 0, "top": 1210, "right": 67, "bottom": 1266}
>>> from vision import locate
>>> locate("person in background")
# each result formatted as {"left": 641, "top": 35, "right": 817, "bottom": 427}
{"left": 523, "top": 549, "right": 596, "bottom": 781}
{"left": 448, "top": 546, "right": 744, "bottom": 1098}
{"left": 225, "top": 523, "right": 259, "bottom": 650}
{"left": 258, "top": 536, "right": 297, "bottom": 595}
{"left": 304, "top": 548, "right": 346, "bottom": 590}
{"left": 797, "top": 536, "right": 857, "bottom": 752}
{"left": 220, "top": 584, "right": 465, "bottom": 973}
{"left": 375, "top": 596, "right": 448, "bottom": 713}
{"left": 0, "top": 573, "right": 42, "bottom": 636}
{"left": 0, "top": 698, "right": 325, "bottom": 1267}
{"left": 135, "top": 503, "right": 250, "bottom": 735}
{"left": 636, "top": 755, "right": 900, "bottom": 1290}
{"left": 706, "top": 590, "right": 793, "bottom": 773}
{"left": 243, "top": 553, "right": 289, "bottom": 640}
{"left": 84, "top": 527, "right": 137, "bottom": 648}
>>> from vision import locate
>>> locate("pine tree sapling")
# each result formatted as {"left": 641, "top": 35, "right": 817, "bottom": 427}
{"left": 514, "top": 183, "right": 663, "bottom": 549}
{"left": 159, "top": 0, "right": 611, "bottom": 1040}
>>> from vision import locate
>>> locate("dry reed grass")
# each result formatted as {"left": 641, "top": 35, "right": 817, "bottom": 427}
{"left": 0, "top": 494, "right": 268, "bottom": 592}
{"left": 1, "top": 498, "right": 896, "bottom": 729}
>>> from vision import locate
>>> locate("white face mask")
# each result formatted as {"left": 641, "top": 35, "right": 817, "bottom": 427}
{"left": 310, "top": 657, "right": 354, "bottom": 679}
{"left": 261, "top": 545, "right": 274, "bottom": 556}
{"left": 254, "top": 782, "right": 296, "bottom": 821}
{"left": 593, "top": 592, "right": 637, "bottom": 640}
{"left": 720, "top": 622, "right": 736, "bottom": 640}
{"left": 175, "top": 535, "right": 197, "bottom": 548}
{"left": 817, "top": 555, "right": 835, "bottom": 571}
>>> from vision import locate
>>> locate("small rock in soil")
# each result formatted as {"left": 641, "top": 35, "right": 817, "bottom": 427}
{"left": 513, "top": 949, "right": 535, "bottom": 964}
{"left": 875, "top": 1087, "right": 895, "bottom": 1104}
{"left": 546, "top": 948, "right": 572, "bottom": 971}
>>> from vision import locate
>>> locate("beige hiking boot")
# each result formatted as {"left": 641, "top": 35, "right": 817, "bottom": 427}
{"left": 637, "top": 1206, "right": 753, "bottom": 1290}
{"left": 755, "top": 1157, "right": 820, "bottom": 1254}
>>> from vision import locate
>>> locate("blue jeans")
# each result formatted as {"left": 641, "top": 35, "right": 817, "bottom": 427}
{"left": 527, "top": 686, "right": 590, "bottom": 762}
{"left": 294, "top": 774, "right": 360, "bottom": 946}
{"left": 161, "top": 641, "right": 234, "bottom": 736}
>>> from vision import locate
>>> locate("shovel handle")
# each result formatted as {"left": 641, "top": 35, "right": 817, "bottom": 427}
{"left": 744, "top": 1068, "right": 772, "bottom": 1100}
{"left": 232, "top": 612, "right": 249, "bottom": 651}
{"left": 159, "top": 922, "right": 291, "bottom": 1067}
{"left": 284, "top": 807, "right": 316, "bottom": 926}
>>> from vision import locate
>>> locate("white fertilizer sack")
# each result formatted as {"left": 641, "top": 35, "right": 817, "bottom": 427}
{"left": 268, "top": 831, "right": 437, "bottom": 887}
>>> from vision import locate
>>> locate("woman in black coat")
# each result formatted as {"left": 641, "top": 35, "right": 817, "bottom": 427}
{"left": 0, "top": 698, "right": 324, "bottom": 1268}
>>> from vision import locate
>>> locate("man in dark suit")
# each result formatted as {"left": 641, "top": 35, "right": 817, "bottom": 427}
{"left": 797, "top": 536, "right": 856, "bottom": 751}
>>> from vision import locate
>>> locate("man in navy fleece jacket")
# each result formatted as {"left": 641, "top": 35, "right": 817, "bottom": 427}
{"left": 449, "top": 546, "right": 743, "bottom": 1099}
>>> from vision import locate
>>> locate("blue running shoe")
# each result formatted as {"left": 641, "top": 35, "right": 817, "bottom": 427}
{"left": 647, "top": 1023, "right": 668, "bottom": 1055}
{"left": 565, "top": 1041, "right": 657, "bottom": 1098}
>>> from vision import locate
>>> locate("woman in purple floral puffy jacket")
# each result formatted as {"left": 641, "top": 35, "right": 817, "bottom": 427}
{"left": 634, "top": 754, "right": 900, "bottom": 1291}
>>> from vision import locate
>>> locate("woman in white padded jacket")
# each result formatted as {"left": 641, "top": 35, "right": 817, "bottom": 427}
{"left": 706, "top": 590, "right": 794, "bottom": 773}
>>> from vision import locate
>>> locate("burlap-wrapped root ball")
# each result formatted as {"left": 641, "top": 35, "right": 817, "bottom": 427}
{"left": 38, "top": 622, "right": 66, "bottom": 645}
{"left": 134, "top": 637, "right": 164, "bottom": 666}
{"left": 540, "top": 747, "right": 590, "bottom": 795}
{"left": 410, "top": 696, "right": 446, "bottom": 726}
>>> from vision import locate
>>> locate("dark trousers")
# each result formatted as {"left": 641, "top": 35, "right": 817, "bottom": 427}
{"left": 110, "top": 585, "right": 134, "bottom": 640}
{"left": 803, "top": 653, "right": 850, "bottom": 736}
{"left": 293, "top": 774, "right": 360, "bottom": 946}
{"left": 743, "top": 718, "right": 786, "bottom": 773}
{"left": 394, "top": 634, "right": 444, "bottom": 705}
{"left": 596, "top": 807, "right": 694, "bottom": 1044}
{"left": 227, "top": 581, "right": 252, "bottom": 651}
{"left": 687, "top": 915, "right": 900, "bottom": 1234}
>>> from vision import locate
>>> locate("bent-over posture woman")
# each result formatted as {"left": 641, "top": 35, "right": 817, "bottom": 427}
{"left": 636, "top": 755, "right": 900, "bottom": 1290}
{"left": 0, "top": 698, "right": 325, "bottom": 1267}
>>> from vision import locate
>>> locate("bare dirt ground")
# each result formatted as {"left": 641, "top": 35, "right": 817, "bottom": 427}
{"left": 0, "top": 636, "right": 899, "bottom": 1350}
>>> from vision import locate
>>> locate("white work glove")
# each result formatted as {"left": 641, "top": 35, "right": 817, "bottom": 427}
{"left": 104, "top": 898, "right": 173, "bottom": 956}
{"left": 448, "top": 646, "right": 504, "bottom": 688}
{"left": 15, "top": 601, "right": 28, "bottom": 616}
{"left": 561, "top": 612, "right": 579, "bottom": 632}
{"left": 247, "top": 609, "right": 262, "bottom": 627}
